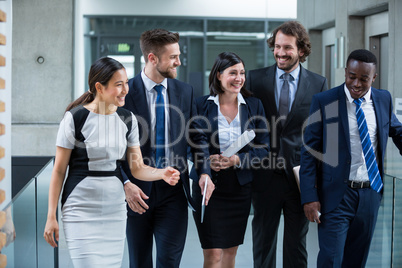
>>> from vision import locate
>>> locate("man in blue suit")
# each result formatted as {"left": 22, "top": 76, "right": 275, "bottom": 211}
{"left": 300, "top": 49, "right": 402, "bottom": 267}
{"left": 121, "top": 29, "right": 198, "bottom": 268}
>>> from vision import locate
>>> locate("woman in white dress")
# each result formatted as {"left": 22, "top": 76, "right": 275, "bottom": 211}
{"left": 43, "top": 57, "right": 180, "bottom": 267}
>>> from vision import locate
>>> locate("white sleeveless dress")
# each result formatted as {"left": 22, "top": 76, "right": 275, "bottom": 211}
{"left": 56, "top": 106, "right": 139, "bottom": 267}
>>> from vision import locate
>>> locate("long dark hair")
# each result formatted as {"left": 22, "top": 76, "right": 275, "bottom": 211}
{"left": 65, "top": 57, "right": 125, "bottom": 112}
{"left": 209, "top": 52, "right": 252, "bottom": 97}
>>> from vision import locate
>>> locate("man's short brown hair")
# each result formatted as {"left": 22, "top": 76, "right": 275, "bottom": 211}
{"left": 140, "top": 29, "right": 180, "bottom": 62}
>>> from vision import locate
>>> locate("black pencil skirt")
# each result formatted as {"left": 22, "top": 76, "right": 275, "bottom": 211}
{"left": 192, "top": 168, "right": 252, "bottom": 249}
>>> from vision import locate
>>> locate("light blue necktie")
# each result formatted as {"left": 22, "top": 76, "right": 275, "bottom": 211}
{"left": 353, "top": 98, "right": 383, "bottom": 192}
{"left": 154, "top": 85, "right": 165, "bottom": 168}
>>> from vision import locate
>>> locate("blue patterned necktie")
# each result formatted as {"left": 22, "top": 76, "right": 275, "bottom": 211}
{"left": 154, "top": 85, "right": 165, "bottom": 168}
{"left": 353, "top": 98, "right": 383, "bottom": 192}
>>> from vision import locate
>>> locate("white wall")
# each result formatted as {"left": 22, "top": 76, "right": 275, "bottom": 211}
{"left": 321, "top": 27, "right": 336, "bottom": 75}
{"left": 365, "top": 11, "right": 388, "bottom": 48}
{"left": 73, "top": 0, "right": 297, "bottom": 98}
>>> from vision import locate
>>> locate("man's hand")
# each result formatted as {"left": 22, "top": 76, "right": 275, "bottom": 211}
{"left": 199, "top": 174, "right": 215, "bottom": 206}
{"left": 303, "top": 201, "right": 321, "bottom": 224}
{"left": 124, "top": 182, "right": 149, "bottom": 214}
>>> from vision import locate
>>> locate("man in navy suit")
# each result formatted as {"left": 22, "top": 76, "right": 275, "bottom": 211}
{"left": 121, "top": 29, "right": 198, "bottom": 268}
{"left": 247, "top": 21, "right": 328, "bottom": 268}
{"left": 300, "top": 49, "right": 402, "bottom": 267}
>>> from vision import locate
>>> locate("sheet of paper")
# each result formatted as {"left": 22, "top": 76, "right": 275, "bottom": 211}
{"left": 221, "top": 130, "right": 256, "bottom": 157}
{"left": 293, "top": 165, "right": 300, "bottom": 191}
{"left": 201, "top": 178, "right": 208, "bottom": 223}
{"left": 395, "top": 98, "right": 402, "bottom": 122}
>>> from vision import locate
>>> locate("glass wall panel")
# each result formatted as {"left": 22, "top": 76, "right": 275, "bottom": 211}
{"left": 393, "top": 177, "right": 402, "bottom": 267}
{"left": 366, "top": 174, "right": 393, "bottom": 267}
{"left": 84, "top": 16, "right": 285, "bottom": 97}
{"left": 2, "top": 180, "right": 36, "bottom": 267}
{"left": 206, "top": 20, "right": 266, "bottom": 93}
{"left": 36, "top": 160, "right": 56, "bottom": 268}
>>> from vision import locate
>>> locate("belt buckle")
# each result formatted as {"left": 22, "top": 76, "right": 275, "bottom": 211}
{"left": 350, "top": 181, "right": 365, "bottom": 189}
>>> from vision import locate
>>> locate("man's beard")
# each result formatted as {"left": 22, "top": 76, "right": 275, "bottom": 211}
{"left": 156, "top": 66, "right": 177, "bottom": 79}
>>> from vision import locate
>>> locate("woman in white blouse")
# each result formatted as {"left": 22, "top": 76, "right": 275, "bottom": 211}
{"left": 192, "top": 52, "right": 270, "bottom": 268}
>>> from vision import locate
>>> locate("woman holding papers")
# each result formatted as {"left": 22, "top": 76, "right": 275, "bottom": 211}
{"left": 192, "top": 52, "right": 270, "bottom": 267}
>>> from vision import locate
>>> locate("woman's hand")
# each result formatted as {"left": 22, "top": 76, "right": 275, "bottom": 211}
{"left": 219, "top": 154, "right": 240, "bottom": 169}
{"left": 43, "top": 218, "right": 59, "bottom": 248}
{"left": 162, "top": 166, "right": 181, "bottom": 186}
{"left": 210, "top": 154, "right": 240, "bottom": 171}
{"left": 198, "top": 174, "right": 215, "bottom": 206}
{"left": 210, "top": 154, "right": 222, "bottom": 172}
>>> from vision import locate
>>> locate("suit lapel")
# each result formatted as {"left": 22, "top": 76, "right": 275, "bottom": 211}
{"left": 371, "top": 88, "right": 385, "bottom": 158}
{"left": 130, "top": 76, "right": 151, "bottom": 132}
{"left": 285, "top": 66, "right": 309, "bottom": 128}
{"left": 262, "top": 66, "right": 278, "bottom": 117}
{"left": 240, "top": 102, "right": 248, "bottom": 133}
{"left": 129, "top": 75, "right": 151, "bottom": 122}
{"left": 338, "top": 85, "right": 351, "bottom": 154}
{"left": 167, "top": 79, "right": 181, "bottom": 155}
{"left": 206, "top": 99, "right": 220, "bottom": 154}
{"left": 125, "top": 75, "right": 153, "bottom": 158}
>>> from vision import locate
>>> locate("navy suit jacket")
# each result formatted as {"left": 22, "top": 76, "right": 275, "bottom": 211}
{"left": 121, "top": 73, "right": 197, "bottom": 210}
{"left": 247, "top": 64, "right": 328, "bottom": 190}
{"left": 192, "top": 95, "right": 270, "bottom": 185}
{"left": 300, "top": 84, "right": 402, "bottom": 213}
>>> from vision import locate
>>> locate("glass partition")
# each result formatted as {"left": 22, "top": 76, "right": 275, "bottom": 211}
{"left": 1, "top": 159, "right": 55, "bottom": 268}
{"left": 366, "top": 174, "right": 393, "bottom": 267}
{"left": 2, "top": 158, "right": 402, "bottom": 267}
{"left": 392, "top": 177, "right": 402, "bottom": 267}
{"left": 84, "top": 16, "right": 286, "bottom": 97}
{"left": 1, "top": 178, "right": 36, "bottom": 267}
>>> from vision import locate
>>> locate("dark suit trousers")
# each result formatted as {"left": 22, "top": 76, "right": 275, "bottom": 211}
{"left": 252, "top": 170, "right": 308, "bottom": 268}
{"left": 126, "top": 180, "right": 188, "bottom": 268}
{"left": 317, "top": 187, "right": 381, "bottom": 268}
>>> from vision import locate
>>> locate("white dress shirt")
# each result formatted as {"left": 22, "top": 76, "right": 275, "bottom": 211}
{"left": 207, "top": 93, "right": 246, "bottom": 153}
{"left": 141, "top": 71, "right": 171, "bottom": 164}
{"left": 344, "top": 85, "right": 378, "bottom": 182}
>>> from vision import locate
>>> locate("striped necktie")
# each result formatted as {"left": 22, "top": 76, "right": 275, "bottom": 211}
{"left": 154, "top": 85, "right": 165, "bottom": 168}
{"left": 353, "top": 98, "right": 383, "bottom": 192}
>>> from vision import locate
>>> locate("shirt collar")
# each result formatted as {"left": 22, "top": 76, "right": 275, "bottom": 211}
{"left": 207, "top": 93, "right": 246, "bottom": 106}
{"left": 344, "top": 84, "right": 372, "bottom": 103}
{"left": 276, "top": 65, "right": 300, "bottom": 80}
{"left": 141, "top": 70, "right": 168, "bottom": 92}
